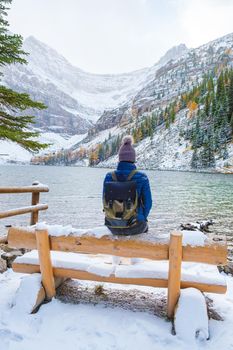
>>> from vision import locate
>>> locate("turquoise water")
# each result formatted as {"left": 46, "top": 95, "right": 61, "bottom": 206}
{"left": 0, "top": 165, "right": 233, "bottom": 237}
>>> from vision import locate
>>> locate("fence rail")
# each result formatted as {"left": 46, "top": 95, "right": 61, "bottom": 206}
{"left": 0, "top": 182, "right": 49, "bottom": 225}
{"left": 0, "top": 185, "right": 49, "bottom": 194}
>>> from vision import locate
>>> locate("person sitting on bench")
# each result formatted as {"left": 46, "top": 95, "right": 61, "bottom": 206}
{"left": 103, "top": 135, "right": 152, "bottom": 235}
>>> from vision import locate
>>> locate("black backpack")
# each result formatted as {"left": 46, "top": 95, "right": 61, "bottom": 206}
{"left": 103, "top": 170, "right": 138, "bottom": 228}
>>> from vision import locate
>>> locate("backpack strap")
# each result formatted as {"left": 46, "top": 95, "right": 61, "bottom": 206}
{"left": 127, "top": 169, "right": 137, "bottom": 181}
{"left": 111, "top": 171, "right": 118, "bottom": 181}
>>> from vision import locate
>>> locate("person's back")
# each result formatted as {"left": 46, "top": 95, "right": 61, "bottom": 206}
{"left": 103, "top": 136, "right": 152, "bottom": 235}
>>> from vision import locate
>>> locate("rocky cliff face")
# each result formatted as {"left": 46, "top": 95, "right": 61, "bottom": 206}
{"left": 3, "top": 62, "right": 92, "bottom": 134}
{"left": 158, "top": 43, "right": 188, "bottom": 65}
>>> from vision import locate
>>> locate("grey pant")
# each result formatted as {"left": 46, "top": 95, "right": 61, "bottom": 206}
{"left": 108, "top": 221, "right": 148, "bottom": 236}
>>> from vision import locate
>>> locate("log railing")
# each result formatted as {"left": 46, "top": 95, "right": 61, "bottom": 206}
{"left": 0, "top": 181, "right": 49, "bottom": 225}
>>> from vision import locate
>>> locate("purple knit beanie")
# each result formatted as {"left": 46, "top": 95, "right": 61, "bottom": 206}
{"left": 118, "top": 136, "right": 136, "bottom": 163}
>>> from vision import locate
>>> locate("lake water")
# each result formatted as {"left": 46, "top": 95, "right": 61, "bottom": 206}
{"left": 0, "top": 165, "right": 233, "bottom": 238}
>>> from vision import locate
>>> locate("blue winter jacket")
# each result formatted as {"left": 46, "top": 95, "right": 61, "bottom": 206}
{"left": 103, "top": 161, "right": 152, "bottom": 222}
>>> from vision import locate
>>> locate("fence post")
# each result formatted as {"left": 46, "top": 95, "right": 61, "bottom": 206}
{"left": 167, "top": 231, "right": 183, "bottom": 319}
{"left": 36, "top": 229, "right": 55, "bottom": 300}
{"left": 30, "top": 181, "right": 40, "bottom": 225}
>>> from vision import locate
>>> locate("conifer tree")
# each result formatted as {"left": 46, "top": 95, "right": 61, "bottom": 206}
{"left": 228, "top": 71, "right": 233, "bottom": 122}
{"left": 0, "top": 0, "right": 47, "bottom": 151}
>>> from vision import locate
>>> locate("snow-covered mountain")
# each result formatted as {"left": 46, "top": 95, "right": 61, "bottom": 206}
{"left": 93, "top": 33, "right": 233, "bottom": 134}
{"left": 65, "top": 32, "right": 233, "bottom": 172}
{"left": 2, "top": 37, "right": 188, "bottom": 136}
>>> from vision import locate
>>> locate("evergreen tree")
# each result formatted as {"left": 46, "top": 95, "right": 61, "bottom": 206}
{"left": 207, "top": 76, "right": 214, "bottom": 93}
{"left": 98, "top": 144, "right": 104, "bottom": 161}
{"left": 216, "top": 72, "right": 225, "bottom": 103}
{"left": 151, "top": 112, "right": 157, "bottom": 129}
{"left": 0, "top": 0, "right": 47, "bottom": 151}
{"left": 191, "top": 149, "right": 199, "bottom": 169}
{"left": 228, "top": 71, "right": 233, "bottom": 121}
{"left": 170, "top": 105, "right": 176, "bottom": 123}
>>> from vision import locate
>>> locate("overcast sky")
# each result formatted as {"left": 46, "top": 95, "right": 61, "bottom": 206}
{"left": 8, "top": 0, "right": 233, "bottom": 74}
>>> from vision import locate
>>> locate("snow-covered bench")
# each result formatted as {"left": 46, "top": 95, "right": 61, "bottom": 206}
{"left": 8, "top": 225, "right": 227, "bottom": 318}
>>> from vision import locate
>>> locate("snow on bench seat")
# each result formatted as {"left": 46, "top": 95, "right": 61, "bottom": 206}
{"left": 15, "top": 251, "right": 115, "bottom": 277}
{"left": 34, "top": 223, "right": 208, "bottom": 246}
{"left": 14, "top": 250, "right": 226, "bottom": 287}
{"left": 115, "top": 260, "right": 226, "bottom": 286}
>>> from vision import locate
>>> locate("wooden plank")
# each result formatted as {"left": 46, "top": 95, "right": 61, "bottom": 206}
{"left": 180, "top": 280, "right": 226, "bottom": 294}
{"left": 167, "top": 232, "right": 183, "bottom": 318}
{"left": 8, "top": 228, "right": 37, "bottom": 249}
{"left": 12, "top": 262, "right": 227, "bottom": 294}
{"left": 31, "top": 277, "right": 67, "bottom": 313}
{"left": 30, "top": 185, "right": 40, "bottom": 225}
{"left": 0, "top": 186, "right": 49, "bottom": 193}
{"left": 52, "top": 235, "right": 169, "bottom": 260}
{"left": 36, "top": 229, "right": 55, "bottom": 300}
{"left": 31, "top": 285, "right": 46, "bottom": 314}
{"left": 8, "top": 227, "right": 168, "bottom": 260}
{"left": 183, "top": 244, "right": 227, "bottom": 265}
{"left": 0, "top": 204, "right": 48, "bottom": 219}
{"left": 7, "top": 227, "right": 227, "bottom": 265}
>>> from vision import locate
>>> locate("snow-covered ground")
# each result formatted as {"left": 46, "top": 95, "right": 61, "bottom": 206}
{"left": 0, "top": 132, "right": 87, "bottom": 164}
{"left": 1, "top": 223, "right": 232, "bottom": 349}
{"left": 0, "top": 269, "right": 233, "bottom": 350}
{"left": 0, "top": 140, "right": 31, "bottom": 164}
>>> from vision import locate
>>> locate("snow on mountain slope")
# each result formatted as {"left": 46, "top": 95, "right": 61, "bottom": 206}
{"left": 158, "top": 43, "right": 188, "bottom": 65}
{"left": 97, "top": 109, "right": 233, "bottom": 172}
{"left": 96, "top": 110, "right": 194, "bottom": 170}
{"left": 37, "top": 132, "right": 87, "bottom": 152}
{"left": 22, "top": 36, "right": 157, "bottom": 113}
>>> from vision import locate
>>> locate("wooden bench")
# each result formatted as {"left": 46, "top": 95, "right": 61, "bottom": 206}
{"left": 8, "top": 226, "right": 227, "bottom": 317}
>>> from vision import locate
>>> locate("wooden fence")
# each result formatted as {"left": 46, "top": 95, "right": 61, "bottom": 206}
{"left": 0, "top": 182, "right": 49, "bottom": 225}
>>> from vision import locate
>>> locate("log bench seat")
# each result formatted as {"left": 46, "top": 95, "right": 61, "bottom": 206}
{"left": 8, "top": 225, "right": 228, "bottom": 317}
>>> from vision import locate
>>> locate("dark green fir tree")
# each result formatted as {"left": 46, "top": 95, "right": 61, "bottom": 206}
{"left": 0, "top": 0, "right": 47, "bottom": 152}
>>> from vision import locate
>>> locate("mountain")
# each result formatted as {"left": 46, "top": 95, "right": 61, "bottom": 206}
{"left": 2, "top": 36, "right": 188, "bottom": 136}
{"left": 88, "top": 33, "right": 233, "bottom": 136}
{"left": 1, "top": 37, "right": 148, "bottom": 135}
{"left": 108, "top": 33, "right": 232, "bottom": 126}
{"left": 35, "top": 32, "right": 233, "bottom": 173}
{"left": 3, "top": 33, "right": 233, "bottom": 172}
